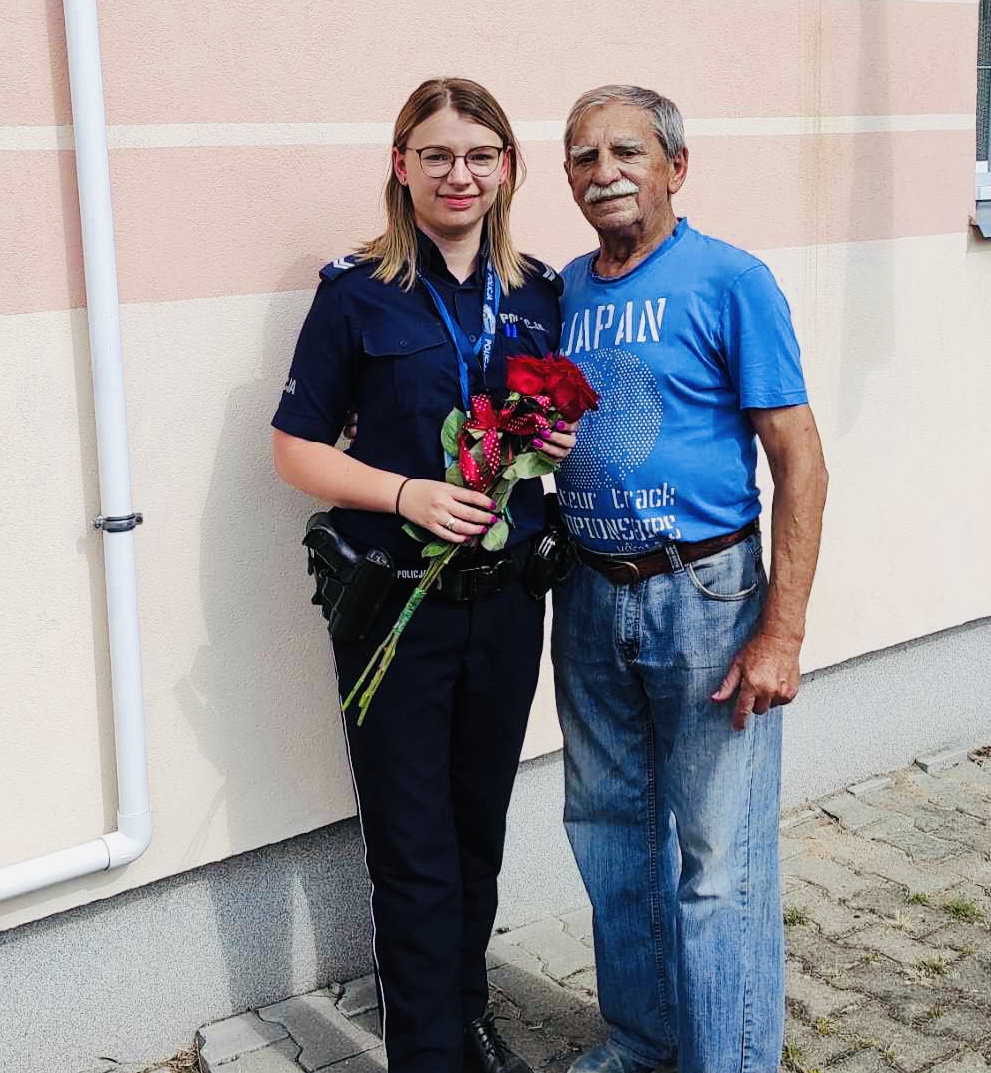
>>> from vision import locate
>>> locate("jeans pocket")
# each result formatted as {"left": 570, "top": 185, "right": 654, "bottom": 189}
{"left": 685, "top": 536, "right": 762, "bottom": 601}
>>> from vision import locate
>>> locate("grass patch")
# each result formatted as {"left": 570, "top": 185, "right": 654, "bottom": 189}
{"left": 942, "top": 895, "right": 984, "bottom": 922}
{"left": 856, "top": 1037, "right": 898, "bottom": 1063}
{"left": 905, "top": 891, "right": 930, "bottom": 906}
{"left": 921, "top": 1000, "right": 945, "bottom": 1021}
{"left": 136, "top": 1049, "right": 199, "bottom": 1073}
{"left": 781, "top": 1039, "right": 806, "bottom": 1072}
{"left": 784, "top": 905, "right": 811, "bottom": 927}
{"left": 916, "top": 955, "right": 949, "bottom": 977}
{"left": 814, "top": 1016, "right": 835, "bottom": 1036}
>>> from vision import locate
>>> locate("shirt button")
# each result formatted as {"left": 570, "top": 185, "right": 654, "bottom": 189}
{"left": 399, "top": 339, "right": 408, "bottom": 348}
{"left": 469, "top": 335, "right": 477, "bottom": 343}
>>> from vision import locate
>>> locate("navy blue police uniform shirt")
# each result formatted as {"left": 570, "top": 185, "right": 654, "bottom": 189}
{"left": 272, "top": 231, "right": 563, "bottom": 563}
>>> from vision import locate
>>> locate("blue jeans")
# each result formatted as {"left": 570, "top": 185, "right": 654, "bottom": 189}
{"left": 551, "top": 535, "right": 784, "bottom": 1073}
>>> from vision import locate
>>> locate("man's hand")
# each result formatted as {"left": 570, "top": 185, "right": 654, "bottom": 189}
{"left": 713, "top": 403, "right": 827, "bottom": 731}
{"left": 711, "top": 631, "right": 802, "bottom": 730}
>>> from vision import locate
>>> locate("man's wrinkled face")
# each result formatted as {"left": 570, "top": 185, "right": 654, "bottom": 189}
{"left": 565, "top": 102, "right": 687, "bottom": 240}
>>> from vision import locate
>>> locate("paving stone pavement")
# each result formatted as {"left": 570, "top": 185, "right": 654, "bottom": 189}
{"left": 195, "top": 747, "right": 991, "bottom": 1073}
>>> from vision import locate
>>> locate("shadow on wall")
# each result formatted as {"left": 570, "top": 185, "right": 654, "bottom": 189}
{"left": 176, "top": 258, "right": 370, "bottom": 1010}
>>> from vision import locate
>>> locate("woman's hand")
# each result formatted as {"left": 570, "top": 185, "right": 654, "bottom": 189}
{"left": 532, "top": 420, "right": 578, "bottom": 462}
{"left": 397, "top": 479, "right": 500, "bottom": 544}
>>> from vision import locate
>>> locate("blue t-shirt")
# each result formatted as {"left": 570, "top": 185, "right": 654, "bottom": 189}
{"left": 557, "top": 218, "right": 808, "bottom": 552}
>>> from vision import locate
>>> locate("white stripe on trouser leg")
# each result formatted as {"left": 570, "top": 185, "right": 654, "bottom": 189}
{"left": 336, "top": 659, "right": 389, "bottom": 1066}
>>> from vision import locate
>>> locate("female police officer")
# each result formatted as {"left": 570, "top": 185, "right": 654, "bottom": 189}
{"left": 271, "top": 79, "right": 573, "bottom": 1073}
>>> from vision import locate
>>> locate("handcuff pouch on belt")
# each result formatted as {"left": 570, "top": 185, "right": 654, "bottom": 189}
{"left": 303, "top": 512, "right": 394, "bottom": 642}
{"left": 521, "top": 492, "right": 577, "bottom": 600}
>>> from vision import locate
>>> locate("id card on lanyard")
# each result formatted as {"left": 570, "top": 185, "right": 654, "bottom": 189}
{"left": 419, "top": 257, "right": 501, "bottom": 417}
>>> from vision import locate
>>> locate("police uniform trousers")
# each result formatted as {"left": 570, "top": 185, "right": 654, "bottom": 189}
{"left": 334, "top": 575, "right": 544, "bottom": 1073}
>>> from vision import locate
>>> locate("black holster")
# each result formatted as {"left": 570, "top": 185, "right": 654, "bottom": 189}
{"left": 521, "top": 492, "right": 578, "bottom": 599}
{"left": 302, "top": 513, "right": 394, "bottom": 642}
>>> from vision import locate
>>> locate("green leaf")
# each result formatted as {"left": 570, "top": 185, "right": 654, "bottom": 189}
{"left": 422, "top": 540, "right": 450, "bottom": 558}
{"left": 445, "top": 461, "right": 466, "bottom": 487}
{"left": 440, "top": 409, "right": 467, "bottom": 456}
{"left": 491, "top": 476, "right": 515, "bottom": 506}
{"left": 402, "top": 521, "right": 431, "bottom": 544}
{"left": 481, "top": 518, "right": 510, "bottom": 551}
{"left": 502, "top": 450, "right": 557, "bottom": 481}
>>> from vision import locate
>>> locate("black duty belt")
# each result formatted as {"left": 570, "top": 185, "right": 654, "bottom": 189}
{"left": 395, "top": 540, "right": 532, "bottom": 602}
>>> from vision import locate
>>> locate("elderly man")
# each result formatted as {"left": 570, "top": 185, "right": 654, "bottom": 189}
{"left": 551, "top": 86, "right": 828, "bottom": 1073}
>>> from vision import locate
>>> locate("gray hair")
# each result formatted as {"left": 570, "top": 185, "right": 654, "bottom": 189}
{"left": 564, "top": 85, "right": 685, "bottom": 163}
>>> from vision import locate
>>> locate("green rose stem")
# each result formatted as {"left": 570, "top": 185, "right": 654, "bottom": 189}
{"left": 341, "top": 470, "right": 515, "bottom": 727}
{"left": 343, "top": 543, "right": 457, "bottom": 726}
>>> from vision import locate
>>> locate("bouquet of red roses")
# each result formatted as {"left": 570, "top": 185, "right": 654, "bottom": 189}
{"left": 344, "top": 354, "right": 598, "bottom": 725}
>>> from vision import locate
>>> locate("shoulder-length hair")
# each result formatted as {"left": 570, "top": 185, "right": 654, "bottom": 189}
{"left": 355, "top": 77, "right": 528, "bottom": 291}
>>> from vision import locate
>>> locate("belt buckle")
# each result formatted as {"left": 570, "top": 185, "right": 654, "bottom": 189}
{"left": 611, "top": 559, "right": 642, "bottom": 586}
{"left": 449, "top": 560, "right": 500, "bottom": 601}
{"left": 471, "top": 562, "right": 497, "bottom": 598}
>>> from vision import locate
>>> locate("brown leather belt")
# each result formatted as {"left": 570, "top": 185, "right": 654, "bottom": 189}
{"left": 575, "top": 520, "right": 758, "bottom": 586}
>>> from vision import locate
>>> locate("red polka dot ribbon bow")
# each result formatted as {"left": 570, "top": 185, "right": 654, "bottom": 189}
{"left": 457, "top": 394, "right": 552, "bottom": 492}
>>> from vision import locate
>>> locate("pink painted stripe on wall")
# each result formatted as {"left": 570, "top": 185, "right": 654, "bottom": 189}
{"left": 2, "top": 1, "right": 976, "bottom": 126}
{"left": 0, "top": 130, "right": 974, "bottom": 315}
{"left": 520, "top": 132, "right": 977, "bottom": 266}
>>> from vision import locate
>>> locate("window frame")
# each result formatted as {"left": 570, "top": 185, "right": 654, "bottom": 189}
{"left": 975, "top": 0, "right": 990, "bottom": 234}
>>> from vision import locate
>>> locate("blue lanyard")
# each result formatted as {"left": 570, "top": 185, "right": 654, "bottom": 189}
{"left": 420, "top": 257, "right": 501, "bottom": 415}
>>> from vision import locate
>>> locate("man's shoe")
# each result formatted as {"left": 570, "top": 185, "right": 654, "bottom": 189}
{"left": 464, "top": 1010, "right": 534, "bottom": 1073}
{"left": 567, "top": 1039, "right": 669, "bottom": 1073}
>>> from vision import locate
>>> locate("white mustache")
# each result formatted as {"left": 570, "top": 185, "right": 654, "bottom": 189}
{"left": 584, "top": 179, "right": 640, "bottom": 204}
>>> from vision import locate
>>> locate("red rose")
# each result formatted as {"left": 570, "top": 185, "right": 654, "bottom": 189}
{"left": 505, "top": 354, "right": 598, "bottom": 421}
{"left": 539, "top": 364, "right": 566, "bottom": 395}
{"left": 505, "top": 355, "right": 548, "bottom": 397}
{"left": 544, "top": 357, "right": 599, "bottom": 421}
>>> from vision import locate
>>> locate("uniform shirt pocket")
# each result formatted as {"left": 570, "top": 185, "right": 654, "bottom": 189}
{"left": 361, "top": 325, "right": 451, "bottom": 414}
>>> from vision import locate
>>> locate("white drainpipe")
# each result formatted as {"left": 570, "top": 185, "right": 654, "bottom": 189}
{"left": 0, "top": 0, "right": 151, "bottom": 902}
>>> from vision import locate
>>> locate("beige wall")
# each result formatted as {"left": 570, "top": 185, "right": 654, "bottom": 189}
{"left": 1, "top": 0, "right": 986, "bottom": 930}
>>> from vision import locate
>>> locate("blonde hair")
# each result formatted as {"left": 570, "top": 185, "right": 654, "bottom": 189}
{"left": 355, "top": 78, "right": 528, "bottom": 291}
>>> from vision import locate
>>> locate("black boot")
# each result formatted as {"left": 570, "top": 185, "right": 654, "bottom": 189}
{"left": 464, "top": 1010, "right": 534, "bottom": 1073}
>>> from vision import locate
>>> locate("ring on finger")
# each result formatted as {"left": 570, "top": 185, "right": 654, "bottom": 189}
{"left": 445, "top": 516, "right": 457, "bottom": 531}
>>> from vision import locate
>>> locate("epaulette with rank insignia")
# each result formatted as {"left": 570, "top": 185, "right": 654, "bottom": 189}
{"left": 319, "top": 255, "right": 362, "bottom": 284}
{"left": 524, "top": 256, "right": 563, "bottom": 297}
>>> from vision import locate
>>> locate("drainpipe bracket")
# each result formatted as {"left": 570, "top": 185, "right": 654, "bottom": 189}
{"left": 93, "top": 512, "right": 144, "bottom": 533}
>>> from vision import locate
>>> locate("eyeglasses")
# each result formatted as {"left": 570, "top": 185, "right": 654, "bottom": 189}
{"left": 405, "top": 145, "right": 504, "bottom": 178}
